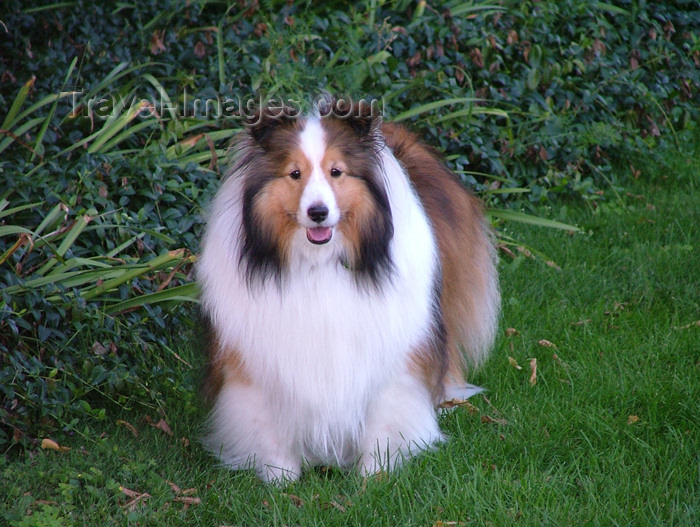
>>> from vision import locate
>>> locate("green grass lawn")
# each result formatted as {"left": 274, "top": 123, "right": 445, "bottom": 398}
{"left": 2, "top": 154, "right": 698, "bottom": 526}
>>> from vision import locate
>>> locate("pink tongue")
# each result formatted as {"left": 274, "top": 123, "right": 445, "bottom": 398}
{"left": 306, "top": 227, "right": 332, "bottom": 244}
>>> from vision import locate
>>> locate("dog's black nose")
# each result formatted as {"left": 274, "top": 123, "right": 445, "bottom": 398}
{"left": 307, "top": 204, "right": 329, "bottom": 224}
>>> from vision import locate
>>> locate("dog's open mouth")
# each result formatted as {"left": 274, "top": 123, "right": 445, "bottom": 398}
{"left": 306, "top": 227, "right": 333, "bottom": 245}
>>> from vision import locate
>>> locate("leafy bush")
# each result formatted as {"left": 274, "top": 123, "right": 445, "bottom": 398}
{"left": 0, "top": 0, "right": 698, "bottom": 448}
{"left": 0, "top": 152, "right": 210, "bottom": 446}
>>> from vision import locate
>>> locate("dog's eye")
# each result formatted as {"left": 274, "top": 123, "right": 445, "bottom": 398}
{"left": 289, "top": 169, "right": 301, "bottom": 180}
{"left": 330, "top": 167, "right": 342, "bottom": 178}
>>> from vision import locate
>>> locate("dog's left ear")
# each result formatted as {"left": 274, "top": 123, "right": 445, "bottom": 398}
{"left": 345, "top": 112, "right": 378, "bottom": 138}
{"left": 321, "top": 97, "right": 381, "bottom": 137}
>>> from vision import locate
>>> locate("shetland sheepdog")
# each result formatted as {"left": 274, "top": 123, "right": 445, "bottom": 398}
{"left": 197, "top": 98, "right": 500, "bottom": 483}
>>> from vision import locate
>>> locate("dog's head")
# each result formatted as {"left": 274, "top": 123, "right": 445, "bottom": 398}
{"left": 232, "top": 99, "right": 394, "bottom": 286}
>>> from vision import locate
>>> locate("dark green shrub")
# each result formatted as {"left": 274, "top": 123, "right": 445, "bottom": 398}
{"left": 0, "top": 0, "right": 698, "bottom": 448}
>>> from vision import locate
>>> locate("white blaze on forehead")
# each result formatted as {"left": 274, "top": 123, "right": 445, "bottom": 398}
{"left": 299, "top": 118, "right": 326, "bottom": 165}
{"left": 298, "top": 118, "right": 340, "bottom": 227}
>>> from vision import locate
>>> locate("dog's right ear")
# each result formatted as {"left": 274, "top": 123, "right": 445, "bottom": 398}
{"left": 248, "top": 106, "right": 300, "bottom": 147}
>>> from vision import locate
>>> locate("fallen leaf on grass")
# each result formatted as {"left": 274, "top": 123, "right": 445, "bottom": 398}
{"left": 150, "top": 29, "right": 166, "bottom": 55}
{"left": 498, "top": 244, "right": 517, "bottom": 259}
{"left": 570, "top": 319, "right": 591, "bottom": 326}
{"left": 194, "top": 41, "right": 206, "bottom": 58}
{"left": 508, "top": 356, "right": 522, "bottom": 370}
{"left": 90, "top": 341, "right": 108, "bottom": 356}
{"left": 283, "top": 493, "right": 304, "bottom": 507}
{"left": 605, "top": 302, "right": 627, "bottom": 317}
{"left": 628, "top": 162, "right": 641, "bottom": 179}
{"left": 369, "top": 470, "right": 389, "bottom": 482}
{"left": 150, "top": 418, "right": 173, "bottom": 436}
{"left": 120, "top": 487, "right": 150, "bottom": 511}
{"left": 206, "top": 133, "right": 219, "bottom": 173}
{"left": 116, "top": 419, "right": 138, "bottom": 437}
{"left": 516, "top": 246, "right": 533, "bottom": 258}
{"left": 538, "top": 339, "right": 557, "bottom": 348}
{"left": 174, "top": 496, "right": 201, "bottom": 509}
{"left": 166, "top": 480, "right": 181, "bottom": 494}
{"left": 324, "top": 496, "right": 351, "bottom": 512}
{"left": 675, "top": 320, "right": 700, "bottom": 330}
{"left": 121, "top": 488, "right": 139, "bottom": 498}
{"left": 167, "top": 480, "right": 198, "bottom": 499}
{"left": 545, "top": 260, "right": 562, "bottom": 270}
{"left": 439, "top": 399, "right": 479, "bottom": 414}
{"left": 481, "top": 394, "right": 504, "bottom": 416}
{"left": 529, "top": 358, "right": 537, "bottom": 386}
{"left": 41, "top": 438, "right": 70, "bottom": 452}
{"left": 552, "top": 353, "right": 569, "bottom": 368}
{"left": 627, "top": 415, "right": 640, "bottom": 425}
{"left": 481, "top": 415, "right": 509, "bottom": 426}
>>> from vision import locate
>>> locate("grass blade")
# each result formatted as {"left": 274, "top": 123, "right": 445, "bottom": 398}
{"left": 0, "top": 201, "right": 42, "bottom": 219}
{"left": 52, "top": 256, "right": 120, "bottom": 274}
{"left": 87, "top": 100, "right": 151, "bottom": 154}
{"left": 176, "top": 149, "right": 227, "bottom": 167}
{"left": 454, "top": 169, "right": 513, "bottom": 183}
{"left": 35, "top": 208, "right": 97, "bottom": 276}
{"left": 392, "top": 98, "right": 482, "bottom": 122}
{"left": 142, "top": 73, "right": 177, "bottom": 120}
{"left": 591, "top": 2, "right": 630, "bottom": 15}
{"left": 448, "top": 3, "right": 506, "bottom": 17}
{"left": 3, "top": 269, "right": 122, "bottom": 294}
{"left": 79, "top": 63, "right": 133, "bottom": 99}
{"left": 0, "top": 226, "right": 33, "bottom": 237}
{"left": 0, "top": 116, "right": 46, "bottom": 156}
{"left": 80, "top": 225, "right": 176, "bottom": 245}
{"left": 165, "top": 129, "right": 237, "bottom": 160}
{"left": 54, "top": 209, "right": 97, "bottom": 258}
{"left": 482, "top": 187, "right": 530, "bottom": 195}
{"left": 487, "top": 208, "right": 579, "bottom": 231}
{"left": 23, "top": 2, "right": 77, "bottom": 14}
{"left": 80, "top": 249, "right": 191, "bottom": 301}
{"left": 33, "top": 204, "right": 66, "bottom": 240}
{"left": 1, "top": 76, "right": 35, "bottom": 130}
{"left": 106, "top": 282, "right": 199, "bottom": 314}
{"left": 96, "top": 119, "right": 158, "bottom": 153}
{"left": 106, "top": 233, "right": 146, "bottom": 258}
{"left": 12, "top": 93, "right": 67, "bottom": 128}
{"left": 437, "top": 106, "right": 510, "bottom": 122}
{"left": 217, "top": 23, "right": 226, "bottom": 90}
{"left": 32, "top": 57, "right": 79, "bottom": 160}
